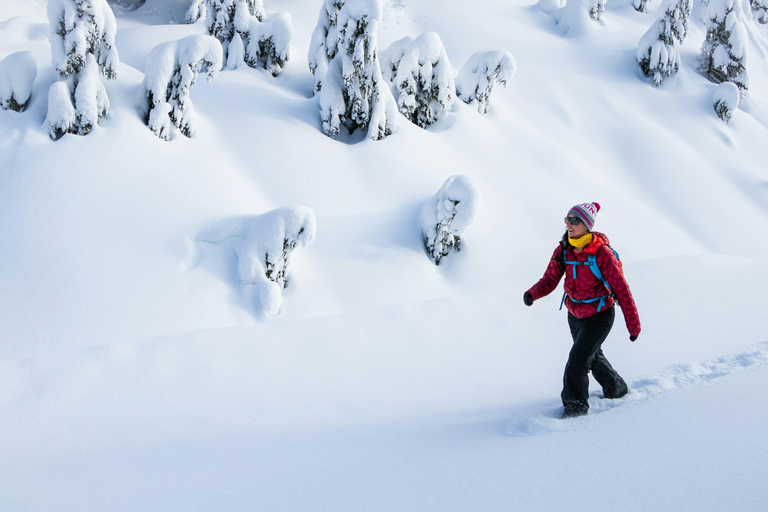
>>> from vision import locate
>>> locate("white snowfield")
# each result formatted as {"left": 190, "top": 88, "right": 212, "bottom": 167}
{"left": 1, "top": 0, "right": 768, "bottom": 511}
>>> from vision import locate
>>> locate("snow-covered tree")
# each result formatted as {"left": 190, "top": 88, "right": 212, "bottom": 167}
{"left": 713, "top": 81, "right": 740, "bottom": 122}
{"left": 46, "top": 0, "right": 119, "bottom": 139}
{"left": 317, "top": 0, "right": 398, "bottom": 141}
{"left": 308, "top": 0, "right": 346, "bottom": 94}
{"left": 381, "top": 33, "right": 455, "bottom": 129}
{"left": 199, "top": 207, "right": 317, "bottom": 316}
{"left": 634, "top": 0, "right": 652, "bottom": 13}
{"left": 455, "top": 51, "right": 516, "bottom": 115}
{"left": 0, "top": 52, "right": 38, "bottom": 112}
{"left": 637, "top": 0, "right": 692, "bottom": 86}
{"left": 420, "top": 175, "right": 481, "bottom": 266}
{"left": 186, "top": 0, "right": 206, "bottom": 23}
{"left": 196, "top": 0, "right": 291, "bottom": 75}
{"left": 553, "top": 0, "right": 606, "bottom": 35}
{"left": 700, "top": 0, "right": 749, "bottom": 92}
{"left": 139, "top": 35, "right": 223, "bottom": 140}
{"left": 108, "top": 0, "right": 145, "bottom": 9}
{"left": 751, "top": 0, "right": 768, "bottom": 23}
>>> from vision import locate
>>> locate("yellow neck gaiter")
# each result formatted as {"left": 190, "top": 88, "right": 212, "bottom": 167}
{"left": 568, "top": 233, "right": 593, "bottom": 248}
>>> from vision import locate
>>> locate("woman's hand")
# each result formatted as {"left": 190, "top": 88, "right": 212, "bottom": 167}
{"left": 523, "top": 293, "right": 533, "bottom": 306}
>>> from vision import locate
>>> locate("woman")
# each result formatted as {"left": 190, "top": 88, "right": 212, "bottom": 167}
{"left": 524, "top": 202, "right": 641, "bottom": 418}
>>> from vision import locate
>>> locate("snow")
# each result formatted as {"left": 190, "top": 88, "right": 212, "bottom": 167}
{"left": 2, "top": 0, "right": 768, "bottom": 509}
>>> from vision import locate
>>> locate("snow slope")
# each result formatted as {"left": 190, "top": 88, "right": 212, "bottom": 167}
{"left": 1, "top": 0, "right": 767, "bottom": 510}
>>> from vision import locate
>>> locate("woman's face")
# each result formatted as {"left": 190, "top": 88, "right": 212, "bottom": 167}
{"left": 565, "top": 215, "right": 589, "bottom": 238}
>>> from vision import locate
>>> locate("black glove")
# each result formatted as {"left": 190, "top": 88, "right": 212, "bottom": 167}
{"left": 523, "top": 293, "right": 533, "bottom": 307}
{"left": 630, "top": 335, "right": 638, "bottom": 342}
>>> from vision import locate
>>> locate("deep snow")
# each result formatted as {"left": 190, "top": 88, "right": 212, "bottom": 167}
{"left": 1, "top": 0, "right": 767, "bottom": 510}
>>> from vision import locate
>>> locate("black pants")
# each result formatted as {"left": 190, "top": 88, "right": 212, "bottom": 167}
{"left": 561, "top": 306, "right": 627, "bottom": 413}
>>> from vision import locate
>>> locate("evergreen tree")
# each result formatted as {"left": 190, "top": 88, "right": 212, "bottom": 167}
{"left": 637, "top": 0, "right": 692, "bottom": 86}
{"left": 700, "top": 0, "right": 749, "bottom": 92}
{"left": 46, "top": 0, "right": 119, "bottom": 140}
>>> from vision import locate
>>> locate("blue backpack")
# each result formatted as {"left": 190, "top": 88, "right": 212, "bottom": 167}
{"left": 559, "top": 246, "right": 621, "bottom": 313}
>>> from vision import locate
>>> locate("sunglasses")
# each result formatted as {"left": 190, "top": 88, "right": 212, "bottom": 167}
{"left": 564, "top": 216, "right": 582, "bottom": 225}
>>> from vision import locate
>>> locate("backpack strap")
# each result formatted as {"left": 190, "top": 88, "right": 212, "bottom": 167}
{"left": 560, "top": 248, "right": 616, "bottom": 312}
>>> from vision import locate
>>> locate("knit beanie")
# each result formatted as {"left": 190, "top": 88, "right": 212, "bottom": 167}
{"left": 568, "top": 202, "right": 601, "bottom": 231}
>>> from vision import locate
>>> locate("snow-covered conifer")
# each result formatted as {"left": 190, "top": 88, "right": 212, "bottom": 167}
{"left": 197, "top": 0, "right": 290, "bottom": 75}
{"left": 637, "top": 0, "right": 692, "bottom": 86}
{"left": 455, "top": 51, "right": 516, "bottom": 115}
{"left": 47, "top": 0, "right": 119, "bottom": 139}
{"left": 308, "top": 0, "right": 346, "bottom": 94}
{"left": 140, "top": 35, "right": 223, "bottom": 140}
{"left": 713, "top": 81, "right": 740, "bottom": 122}
{"left": 46, "top": 81, "right": 76, "bottom": 141}
{"left": 751, "top": 0, "right": 768, "bottom": 23}
{"left": 700, "top": 0, "right": 749, "bottom": 92}
{"left": 420, "top": 175, "right": 481, "bottom": 266}
{"left": 381, "top": 33, "right": 455, "bottom": 129}
{"left": 240, "top": 12, "right": 292, "bottom": 76}
{"left": 199, "top": 207, "right": 317, "bottom": 316}
{"left": 0, "top": 52, "right": 38, "bottom": 112}
{"left": 554, "top": 0, "right": 605, "bottom": 35}
{"left": 634, "top": 0, "right": 652, "bottom": 13}
{"left": 318, "top": 0, "right": 398, "bottom": 141}
{"left": 186, "top": 0, "right": 206, "bottom": 23}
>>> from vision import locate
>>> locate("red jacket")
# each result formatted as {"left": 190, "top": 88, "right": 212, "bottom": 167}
{"left": 526, "top": 232, "right": 641, "bottom": 337}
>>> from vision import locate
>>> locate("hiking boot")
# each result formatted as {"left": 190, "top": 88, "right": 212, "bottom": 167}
{"left": 603, "top": 379, "right": 629, "bottom": 399}
{"left": 561, "top": 405, "right": 588, "bottom": 419}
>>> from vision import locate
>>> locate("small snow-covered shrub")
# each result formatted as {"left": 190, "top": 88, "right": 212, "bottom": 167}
{"left": 47, "top": 0, "right": 119, "bottom": 139}
{"left": 553, "top": 0, "right": 605, "bottom": 35}
{"left": 109, "top": 0, "right": 146, "bottom": 9}
{"left": 0, "top": 52, "right": 38, "bottom": 112}
{"left": 140, "top": 35, "right": 223, "bottom": 140}
{"left": 199, "top": 0, "right": 291, "bottom": 75}
{"left": 200, "top": 207, "right": 317, "bottom": 316}
{"left": 421, "top": 175, "right": 481, "bottom": 265}
{"left": 241, "top": 12, "right": 292, "bottom": 76}
{"left": 713, "top": 82, "right": 740, "bottom": 122}
{"left": 637, "top": 0, "right": 692, "bottom": 87}
{"left": 318, "top": 0, "right": 398, "bottom": 141}
{"left": 700, "top": 0, "right": 749, "bottom": 92}
{"left": 455, "top": 51, "right": 516, "bottom": 115}
{"left": 381, "top": 33, "right": 455, "bottom": 129}
{"left": 751, "top": 0, "right": 768, "bottom": 23}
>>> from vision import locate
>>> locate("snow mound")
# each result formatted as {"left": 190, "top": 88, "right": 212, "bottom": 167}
{"left": 0, "top": 51, "right": 37, "bottom": 112}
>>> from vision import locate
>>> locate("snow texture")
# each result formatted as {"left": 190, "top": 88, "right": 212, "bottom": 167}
{"left": 109, "top": 0, "right": 146, "bottom": 9}
{"left": 318, "top": 0, "right": 398, "bottom": 140}
{"left": 537, "top": 0, "right": 566, "bottom": 14}
{"left": 637, "top": 0, "right": 692, "bottom": 87}
{"left": 700, "top": 0, "right": 749, "bottom": 92}
{"left": 381, "top": 33, "right": 455, "bottom": 129}
{"left": 751, "top": 0, "right": 768, "bottom": 23}
{"left": 713, "top": 81, "right": 740, "bottom": 122}
{"left": 46, "top": 0, "right": 119, "bottom": 139}
{"left": 553, "top": 0, "right": 605, "bottom": 36}
{"left": 140, "top": 34, "right": 223, "bottom": 140}
{"left": 199, "top": 207, "right": 317, "bottom": 316}
{"left": 455, "top": 50, "right": 516, "bottom": 115}
{"left": 0, "top": 51, "right": 37, "bottom": 112}
{"left": 420, "top": 175, "right": 481, "bottom": 265}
